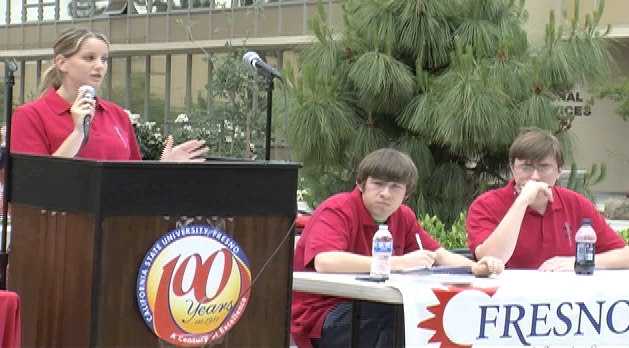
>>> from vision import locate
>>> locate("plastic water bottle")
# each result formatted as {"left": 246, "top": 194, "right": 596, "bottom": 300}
{"left": 370, "top": 224, "right": 393, "bottom": 280}
{"left": 575, "top": 218, "right": 597, "bottom": 275}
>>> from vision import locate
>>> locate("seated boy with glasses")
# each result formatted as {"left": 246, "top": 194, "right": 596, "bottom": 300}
{"left": 292, "top": 148, "right": 504, "bottom": 348}
{"left": 466, "top": 128, "right": 629, "bottom": 271}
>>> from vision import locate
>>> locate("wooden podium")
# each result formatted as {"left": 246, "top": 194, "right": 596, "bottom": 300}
{"left": 6, "top": 154, "right": 300, "bottom": 348}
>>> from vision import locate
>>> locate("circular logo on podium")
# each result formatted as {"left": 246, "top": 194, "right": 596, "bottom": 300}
{"left": 136, "top": 224, "right": 252, "bottom": 346}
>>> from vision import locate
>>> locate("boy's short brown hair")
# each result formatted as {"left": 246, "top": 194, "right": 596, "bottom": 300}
{"left": 356, "top": 148, "right": 419, "bottom": 195}
{"left": 509, "top": 128, "right": 564, "bottom": 167}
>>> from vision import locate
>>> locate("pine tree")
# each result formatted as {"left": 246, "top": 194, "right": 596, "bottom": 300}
{"left": 284, "top": 0, "right": 611, "bottom": 225}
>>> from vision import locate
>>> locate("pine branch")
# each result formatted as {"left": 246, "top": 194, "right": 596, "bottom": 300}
{"left": 287, "top": 0, "right": 611, "bottom": 222}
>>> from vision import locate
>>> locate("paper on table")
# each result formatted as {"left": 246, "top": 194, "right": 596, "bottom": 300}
{"left": 393, "top": 265, "right": 473, "bottom": 275}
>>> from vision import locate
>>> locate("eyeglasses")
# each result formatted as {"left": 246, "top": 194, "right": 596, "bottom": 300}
{"left": 515, "top": 164, "right": 556, "bottom": 175}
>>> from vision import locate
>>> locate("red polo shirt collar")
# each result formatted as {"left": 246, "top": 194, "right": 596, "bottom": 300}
{"left": 43, "top": 87, "right": 106, "bottom": 115}
{"left": 350, "top": 187, "right": 379, "bottom": 227}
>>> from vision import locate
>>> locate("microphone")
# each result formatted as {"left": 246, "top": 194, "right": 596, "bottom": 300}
{"left": 78, "top": 85, "right": 96, "bottom": 136}
{"left": 75, "top": 85, "right": 96, "bottom": 157}
{"left": 243, "top": 52, "right": 283, "bottom": 80}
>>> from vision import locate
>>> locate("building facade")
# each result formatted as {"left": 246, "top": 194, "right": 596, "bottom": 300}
{"left": 1, "top": 0, "right": 628, "bottom": 192}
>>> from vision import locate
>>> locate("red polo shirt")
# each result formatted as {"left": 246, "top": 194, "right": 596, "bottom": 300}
{"left": 467, "top": 180, "right": 627, "bottom": 269}
{"left": 291, "top": 187, "right": 441, "bottom": 348}
{"left": 11, "top": 87, "right": 142, "bottom": 161}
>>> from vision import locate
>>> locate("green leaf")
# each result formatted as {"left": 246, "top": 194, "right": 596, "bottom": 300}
{"left": 596, "top": 77, "right": 629, "bottom": 121}
{"left": 396, "top": 94, "right": 438, "bottom": 136}
{"left": 490, "top": 59, "right": 534, "bottom": 103}
{"left": 396, "top": 134, "right": 436, "bottom": 179}
{"left": 425, "top": 162, "right": 467, "bottom": 200}
{"left": 298, "top": 40, "right": 345, "bottom": 80}
{"left": 348, "top": 51, "right": 415, "bottom": 114}
{"left": 289, "top": 99, "right": 359, "bottom": 166}
{"left": 419, "top": 212, "right": 469, "bottom": 250}
{"left": 299, "top": 166, "right": 356, "bottom": 208}
{"left": 347, "top": 124, "right": 392, "bottom": 163}
{"left": 342, "top": 0, "right": 397, "bottom": 54}
{"left": 433, "top": 58, "right": 516, "bottom": 155}
{"left": 516, "top": 93, "right": 561, "bottom": 130}
{"left": 555, "top": 130, "right": 577, "bottom": 165}
{"left": 454, "top": 19, "right": 502, "bottom": 58}
{"left": 393, "top": 0, "right": 454, "bottom": 67}
{"left": 288, "top": 63, "right": 360, "bottom": 166}
{"left": 564, "top": 36, "right": 611, "bottom": 87}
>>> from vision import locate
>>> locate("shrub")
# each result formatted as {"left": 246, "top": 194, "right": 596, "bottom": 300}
{"left": 419, "top": 213, "right": 629, "bottom": 251}
{"left": 419, "top": 212, "right": 468, "bottom": 250}
{"left": 618, "top": 227, "right": 629, "bottom": 244}
{"left": 132, "top": 121, "right": 166, "bottom": 160}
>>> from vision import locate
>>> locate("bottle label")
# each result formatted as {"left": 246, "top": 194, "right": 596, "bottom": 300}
{"left": 576, "top": 242, "right": 595, "bottom": 262}
{"left": 373, "top": 241, "right": 393, "bottom": 253}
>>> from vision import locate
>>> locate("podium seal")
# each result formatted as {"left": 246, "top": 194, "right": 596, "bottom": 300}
{"left": 136, "top": 224, "right": 252, "bottom": 346}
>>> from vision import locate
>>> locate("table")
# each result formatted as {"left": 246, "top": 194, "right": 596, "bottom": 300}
{"left": 294, "top": 272, "right": 405, "bottom": 348}
{"left": 294, "top": 270, "right": 629, "bottom": 347}
{"left": 0, "top": 290, "right": 20, "bottom": 348}
{"left": 293, "top": 272, "right": 402, "bottom": 304}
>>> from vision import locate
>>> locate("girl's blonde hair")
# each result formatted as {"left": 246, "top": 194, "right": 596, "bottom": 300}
{"left": 37, "top": 28, "right": 110, "bottom": 98}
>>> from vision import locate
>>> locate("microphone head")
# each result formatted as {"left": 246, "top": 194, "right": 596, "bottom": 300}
{"left": 78, "top": 85, "right": 97, "bottom": 100}
{"left": 243, "top": 51, "right": 260, "bottom": 67}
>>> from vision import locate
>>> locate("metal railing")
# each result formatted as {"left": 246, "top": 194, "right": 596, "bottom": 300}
{"left": 1, "top": 0, "right": 326, "bottom": 25}
{"left": 0, "top": 50, "right": 285, "bottom": 127}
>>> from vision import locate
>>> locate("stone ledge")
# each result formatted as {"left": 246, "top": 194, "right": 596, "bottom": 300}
{"left": 605, "top": 197, "right": 629, "bottom": 220}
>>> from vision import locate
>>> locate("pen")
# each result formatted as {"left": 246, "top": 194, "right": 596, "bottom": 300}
{"left": 564, "top": 222, "right": 572, "bottom": 247}
{"left": 415, "top": 233, "right": 424, "bottom": 250}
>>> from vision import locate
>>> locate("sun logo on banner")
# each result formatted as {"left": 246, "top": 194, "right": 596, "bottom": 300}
{"left": 136, "top": 224, "right": 252, "bottom": 346}
{"left": 417, "top": 286, "right": 500, "bottom": 348}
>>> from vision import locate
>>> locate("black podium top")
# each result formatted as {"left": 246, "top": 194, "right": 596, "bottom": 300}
{"left": 10, "top": 153, "right": 301, "bottom": 217}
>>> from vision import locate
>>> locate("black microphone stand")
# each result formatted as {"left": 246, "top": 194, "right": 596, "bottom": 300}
{"left": 264, "top": 77, "right": 273, "bottom": 161}
{"left": 1, "top": 59, "right": 18, "bottom": 290}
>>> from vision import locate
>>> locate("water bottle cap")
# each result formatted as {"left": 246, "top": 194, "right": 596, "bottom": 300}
{"left": 581, "top": 218, "right": 592, "bottom": 225}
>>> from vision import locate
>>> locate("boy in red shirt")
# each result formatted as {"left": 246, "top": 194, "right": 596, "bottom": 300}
{"left": 467, "top": 128, "right": 629, "bottom": 270}
{"left": 292, "top": 148, "right": 504, "bottom": 348}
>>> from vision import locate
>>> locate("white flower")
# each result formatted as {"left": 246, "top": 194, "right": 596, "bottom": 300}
{"left": 175, "top": 114, "right": 189, "bottom": 123}
{"left": 129, "top": 114, "right": 141, "bottom": 124}
{"left": 124, "top": 110, "right": 141, "bottom": 125}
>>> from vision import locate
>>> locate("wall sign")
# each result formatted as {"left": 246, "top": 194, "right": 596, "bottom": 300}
{"left": 557, "top": 91, "right": 592, "bottom": 117}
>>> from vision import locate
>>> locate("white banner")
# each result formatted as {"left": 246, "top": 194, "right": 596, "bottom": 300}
{"left": 387, "top": 271, "right": 629, "bottom": 347}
